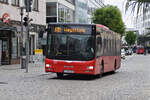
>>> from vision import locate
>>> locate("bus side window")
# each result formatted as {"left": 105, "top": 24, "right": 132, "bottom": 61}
{"left": 107, "top": 39, "right": 109, "bottom": 56}
{"left": 104, "top": 39, "right": 107, "bottom": 56}
{"left": 108, "top": 39, "right": 110, "bottom": 56}
{"left": 96, "top": 37, "right": 101, "bottom": 57}
{"left": 97, "top": 37, "right": 102, "bottom": 44}
{"left": 115, "top": 39, "right": 117, "bottom": 55}
{"left": 110, "top": 39, "right": 113, "bottom": 56}
{"left": 109, "top": 39, "right": 111, "bottom": 56}
{"left": 107, "top": 38, "right": 109, "bottom": 56}
{"left": 113, "top": 39, "right": 115, "bottom": 56}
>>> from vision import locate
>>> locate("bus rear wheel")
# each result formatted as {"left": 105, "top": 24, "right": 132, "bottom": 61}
{"left": 56, "top": 73, "right": 63, "bottom": 78}
{"left": 112, "top": 60, "right": 117, "bottom": 74}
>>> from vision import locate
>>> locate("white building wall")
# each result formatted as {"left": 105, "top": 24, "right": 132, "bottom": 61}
{"left": 46, "top": 0, "right": 104, "bottom": 24}
{"left": 0, "top": 0, "right": 46, "bottom": 26}
{"left": 0, "top": 0, "right": 46, "bottom": 54}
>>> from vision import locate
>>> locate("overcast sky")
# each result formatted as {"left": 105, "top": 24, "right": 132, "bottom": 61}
{"left": 104, "top": 0, "right": 135, "bottom": 28}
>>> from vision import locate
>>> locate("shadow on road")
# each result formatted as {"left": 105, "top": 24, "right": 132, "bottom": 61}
{"left": 48, "top": 71, "right": 118, "bottom": 81}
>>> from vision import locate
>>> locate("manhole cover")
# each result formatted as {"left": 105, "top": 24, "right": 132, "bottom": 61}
{"left": 0, "top": 82, "right": 8, "bottom": 84}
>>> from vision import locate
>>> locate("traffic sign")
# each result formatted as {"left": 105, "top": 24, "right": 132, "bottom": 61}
{"left": 2, "top": 13, "right": 10, "bottom": 24}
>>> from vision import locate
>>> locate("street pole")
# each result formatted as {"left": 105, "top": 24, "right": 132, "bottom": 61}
{"left": 20, "top": 7, "right": 25, "bottom": 69}
{"left": 25, "top": 13, "right": 30, "bottom": 73}
{"left": 25, "top": 0, "right": 31, "bottom": 73}
{"left": 23, "top": 0, "right": 33, "bottom": 72}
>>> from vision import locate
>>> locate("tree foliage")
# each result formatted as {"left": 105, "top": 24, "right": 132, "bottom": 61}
{"left": 92, "top": 5, "right": 125, "bottom": 36}
{"left": 137, "top": 33, "right": 150, "bottom": 44}
{"left": 125, "top": 31, "right": 137, "bottom": 45}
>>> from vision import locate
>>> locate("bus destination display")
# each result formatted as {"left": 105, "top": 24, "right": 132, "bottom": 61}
{"left": 51, "top": 26, "right": 92, "bottom": 34}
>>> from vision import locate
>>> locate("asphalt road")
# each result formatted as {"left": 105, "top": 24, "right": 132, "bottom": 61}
{"left": 0, "top": 54, "right": 150, "bottom": 100}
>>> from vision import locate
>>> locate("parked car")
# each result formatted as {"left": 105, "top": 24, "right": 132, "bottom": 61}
{"left": 136, "top": 45, "right": 145, "bottom": 54}
{"left": 121, "top": 49, "right": 126, "bottom": 59}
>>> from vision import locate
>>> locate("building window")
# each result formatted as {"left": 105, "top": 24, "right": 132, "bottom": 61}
{"left": 33, "top": 0, "right": 39, "bottom": 11}
{"left": 58, "top": 4, "right": 74, "bottom": 23}
{"left": 0, "top": 0, "right": 8, "bottom": 3}
{"left": 46, "top": 3, "right": 74, "bottom": 23}
{"left": 46, "top": 2, "right": 57, "bottom": 23}
{"left": 46, "top": 17, "right": 57, "bottom": 23}
{"left": 46, "top": 3, "right": 57, "bottom": 16}
{"left": 11, "top": 0, "right": 19, "bottom": 6}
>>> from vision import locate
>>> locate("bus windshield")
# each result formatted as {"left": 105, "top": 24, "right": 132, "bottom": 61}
{"left": 47, "top": 34, "right": 95, "bottom": 61}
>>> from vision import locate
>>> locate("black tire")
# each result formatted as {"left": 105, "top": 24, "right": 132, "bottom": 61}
{"left": 96, "top": 61, "right": 104, "bottom": 78}
{"left": 112, "top": 60, "right": 117, "bottom": 74}
{"left": 56, "top": 73, "right": 63, "bottom": 78}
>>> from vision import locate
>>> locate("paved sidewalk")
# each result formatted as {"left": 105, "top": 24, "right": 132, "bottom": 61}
{"left": 0, "top": 62, "right": 54, "bottom": 100}
{"left": 0, "top": 62, "right": 47, "bottom": 78}
{"left": 0, "top": 62, "right": 45, "bottom": 72}
{"left": 0, "top": 62, "right": 47, "bottom": 85}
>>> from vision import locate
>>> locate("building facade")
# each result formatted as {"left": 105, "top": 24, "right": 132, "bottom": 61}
{"left": 46, "top": 0, "right": 75, "bottom": 23}
{"left": 75, "top": 0, "right": 88, "bottom": 23}
{"left": 0, "top": 0, "right": 46, "bottom": 65}
{"left": 87, "top": 0, "right": 104, "bottom": 24}
{"left": 134, "top": 8, "right": 150, "bottom": 35}
{"left": 46, "top": 0, "right": 104, "bottom": 24}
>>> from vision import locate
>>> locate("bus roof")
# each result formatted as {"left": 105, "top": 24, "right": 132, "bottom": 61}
{"left": 48, "top": 23, "right": 109, "bottom": 28}
{"left": 48, "top": 23, "right": 110, "bottom": 30}
{"left": 96, "top": 24, "right": 109, "bottom": 30}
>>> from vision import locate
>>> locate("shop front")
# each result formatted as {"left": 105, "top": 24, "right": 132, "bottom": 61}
{"left": 0, "top": 26, "right": 19, "bottom": 65}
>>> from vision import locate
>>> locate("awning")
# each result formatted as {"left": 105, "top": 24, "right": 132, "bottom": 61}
{"left": 0, "top": 26, "right": 17, "bottom": 37}
{"left": 0, "top": 26, "right": 17, "bottom": 31}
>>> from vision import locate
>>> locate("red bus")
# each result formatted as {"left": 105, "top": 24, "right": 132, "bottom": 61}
{"left": 136, "top": 45, "right": 144, "bottom": 54}
{"left": 45, "top": 23, "right": 121, "bottom": 78}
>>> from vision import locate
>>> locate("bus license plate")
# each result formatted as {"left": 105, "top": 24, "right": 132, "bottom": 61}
{"left": 64, "top": 70, "right": 74, "bottom": 73}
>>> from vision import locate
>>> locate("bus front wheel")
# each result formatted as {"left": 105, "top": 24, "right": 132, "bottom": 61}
{"left": 56, "top": 73, "right": 63, "bottom": 78}
{"left": 96, "top": 62, "right": 104, "bottom": 78}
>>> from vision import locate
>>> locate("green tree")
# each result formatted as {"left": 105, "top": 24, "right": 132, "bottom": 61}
{"left": 126, "top": 0, "right": 150, "bottom": 16}
{"left": 92, "top": 5, "right": 125, "bottom": 36}
{"left": 125, "top": 31, "right": 137, "bottom": 45}
{"left": 137, "top": 35, "right": 145, "bottom": 44}
{"left": 137, "top": 33, "right": 150, "bottom": 44}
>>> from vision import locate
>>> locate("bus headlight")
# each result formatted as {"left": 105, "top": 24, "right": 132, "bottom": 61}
{"left": 87, "top": 66, "right": 94, "bottom": 70}
{"left": 46, "top": 64, "right": 51, "bottom": 67}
